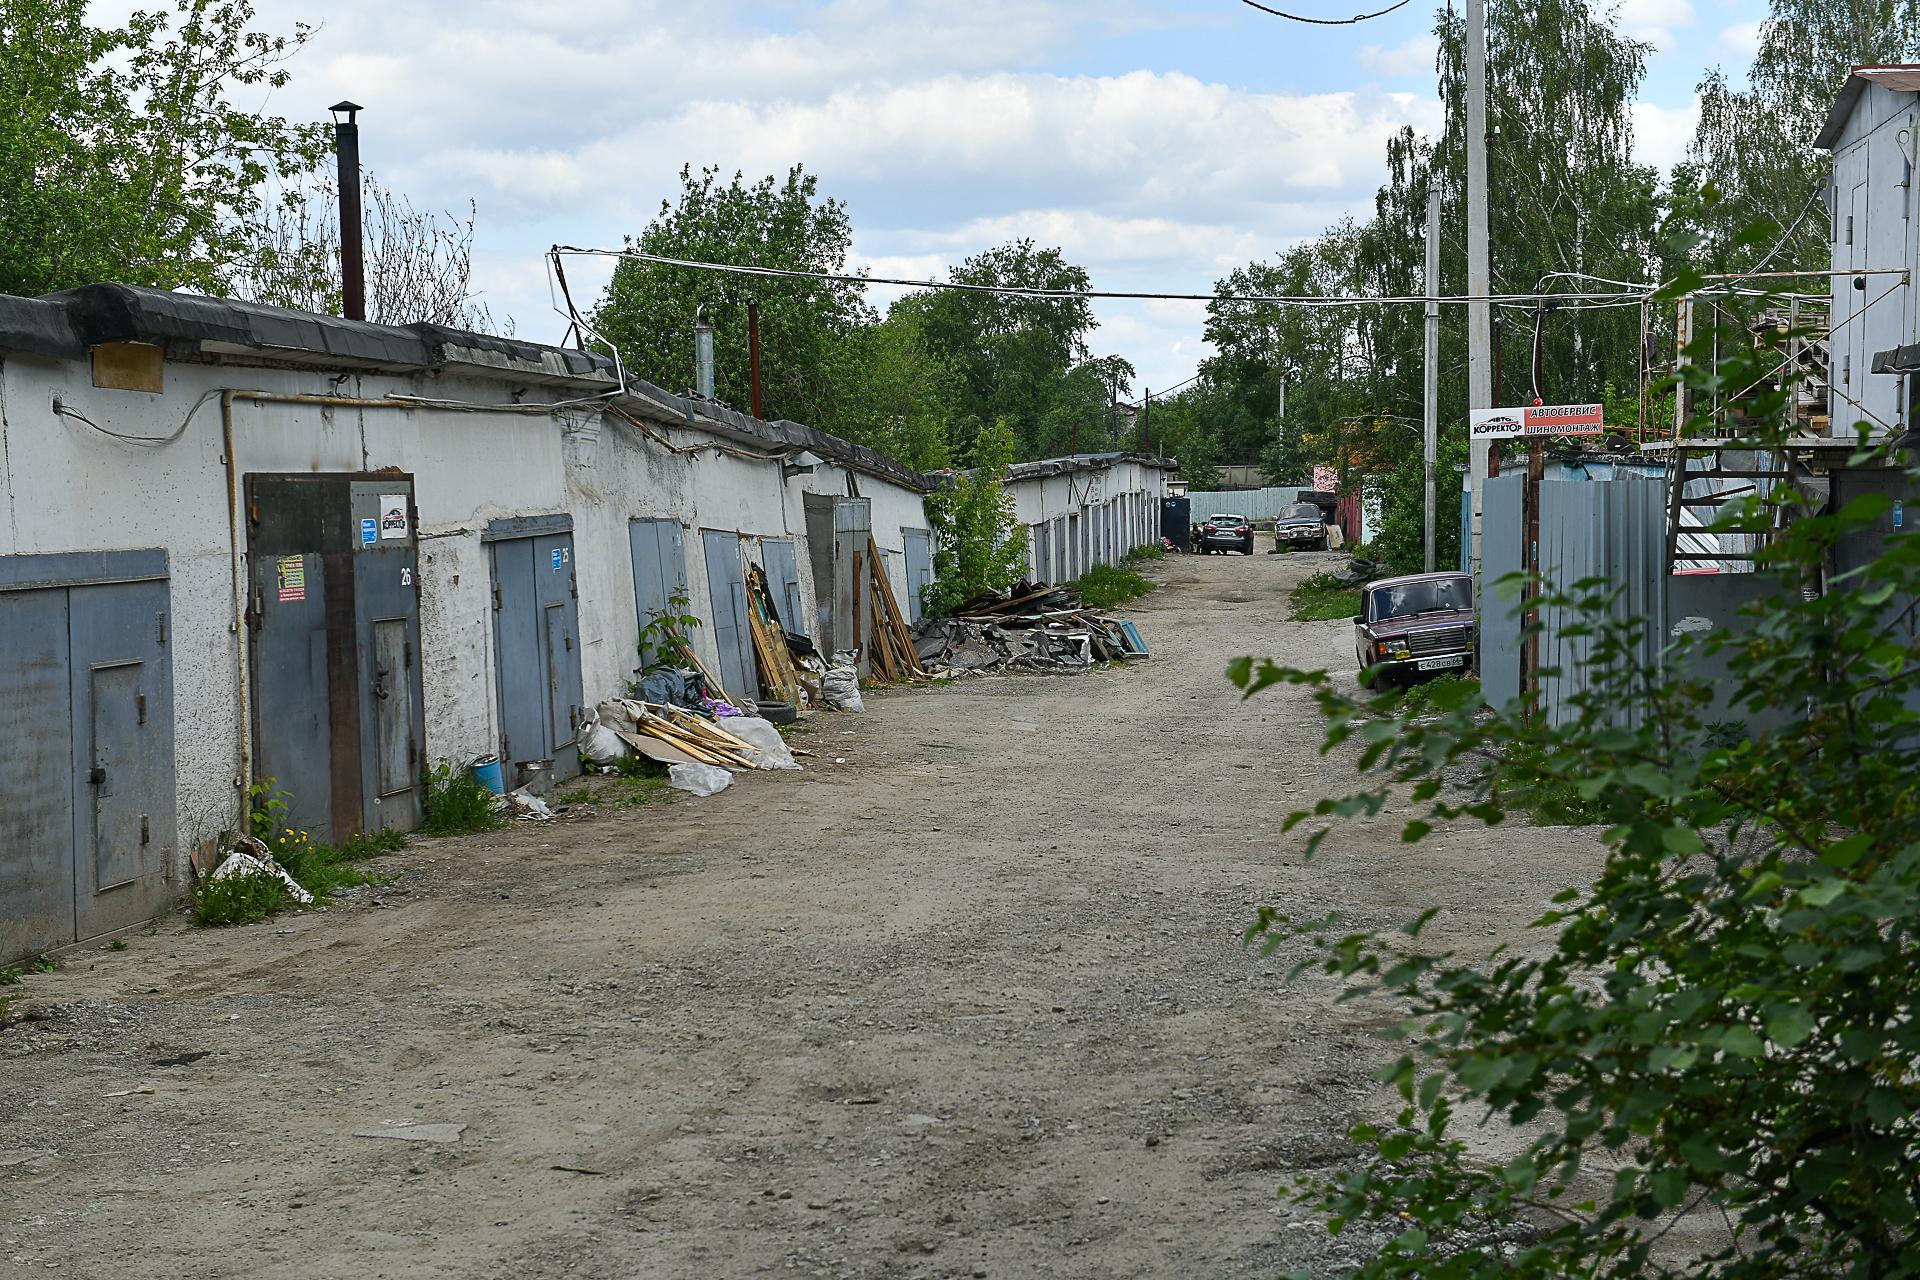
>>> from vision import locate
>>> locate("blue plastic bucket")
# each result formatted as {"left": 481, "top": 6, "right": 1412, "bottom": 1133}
{"left": 470, "top": 756, "right": 505, "bottom": 796}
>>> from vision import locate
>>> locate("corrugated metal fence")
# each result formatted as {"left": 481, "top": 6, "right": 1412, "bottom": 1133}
{"left": 1184, "top": 486, "right": 1312, "bottom": 521}
{"left": 1480, "top": 473, "right": 1666, "bottom": 726}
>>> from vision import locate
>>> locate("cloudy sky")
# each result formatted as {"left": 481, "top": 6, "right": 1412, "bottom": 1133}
{"left": 214, "top": 0, "right": 1770, "bottom": 397}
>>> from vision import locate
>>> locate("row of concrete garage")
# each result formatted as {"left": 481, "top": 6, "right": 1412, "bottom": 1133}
{"left": 0, "top": 285, "right": 940, "bottom": 961}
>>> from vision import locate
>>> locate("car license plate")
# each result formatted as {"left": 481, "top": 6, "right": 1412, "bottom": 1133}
{"left": 1417, "top": 655, "right": 1466, "bottom": 671}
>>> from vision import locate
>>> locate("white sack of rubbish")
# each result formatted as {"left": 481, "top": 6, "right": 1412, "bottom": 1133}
{"left": 723, "top": 717, "right": 801, "bottom": 770}
{"left": 668, "top": 763, "right": 733, "bottom": 796}
{"left": 822, "top": 655, "right": 864, "bottom": 713}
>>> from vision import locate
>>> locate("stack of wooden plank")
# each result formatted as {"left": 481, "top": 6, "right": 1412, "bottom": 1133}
{"left": 866, "top": 535, "right": 928, "bottom": 682}
{"left": 744, "top": 562, "right": 802, "bottom": 706}
{"left": 606, "top": 700, "right": 761, "bottom": 768}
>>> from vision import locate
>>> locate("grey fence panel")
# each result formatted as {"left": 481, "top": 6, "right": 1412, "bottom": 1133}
{"left": 1540, "top": 480, "right": 1602, "bottom": 729}
{"left": 1185, "top": 487, "right": 1313, "bottom": 522}
{"left": 1480, "top": 474, "right": 1526, "bottom": 710}
{"left": 1529, "top": 475, "right": 1667, "bottom": 730}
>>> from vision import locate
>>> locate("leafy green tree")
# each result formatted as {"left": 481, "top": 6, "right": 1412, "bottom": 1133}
{"left": 1137, "top": 379, "right": 1236, "bottom": 491}
{"left": 1260, "top": 421, "right": 1314, "bottom": 488}
{"left": 922, "top": 418, "right": 1029, "bottom": 616}
{"left": 917, "top": 239, "right": 1097, "bottom": 458}
{"left": 1680, "top": 0, "right": 1920, "bottom": 268}
{"left": 593, "top": 164, "right": 873, "bottom": 425}
{"left": 818, "top": 300, "right": 957, "bottom": 472}
{"left": 0, "top": 0, "right": 326, "bottom": 296}
{"left": 1230, "top": 280, "right": 1920, "bottom": 1278}
{"left": 1197, "top": 0, "right": 1658, "bottom": 573}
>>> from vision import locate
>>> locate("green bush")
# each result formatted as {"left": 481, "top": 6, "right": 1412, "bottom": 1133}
{"left": 1123, "top": 543, "right": 1166, "bottom": 563}
{"left": 1071, "top": 563, "right": 1154, "bottom": 610}
{"left": 1229, "top": 273, "right": 1920, "bottom": 1278}
{"left": 420, "top": 761, "right": 505, "bottom": 836}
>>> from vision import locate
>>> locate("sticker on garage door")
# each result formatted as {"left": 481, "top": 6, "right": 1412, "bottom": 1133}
{"left": 379, "top": 495, "right": 410, "bottom": 540}
{"left": 276, "top": 555, "right": 307, "bottom": 603}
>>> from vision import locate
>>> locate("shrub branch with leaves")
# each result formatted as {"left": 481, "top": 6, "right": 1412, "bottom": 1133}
{"left": 923, "top": 417, "right": 1030, "bottom": 617}
{"left": 1230, "top": 264, "right": 1920, "bottom": 1277}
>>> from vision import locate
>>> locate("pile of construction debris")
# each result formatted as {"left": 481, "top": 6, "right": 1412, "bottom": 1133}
{"left": 911, "top": 581, "right": 1148, "bottom": 675}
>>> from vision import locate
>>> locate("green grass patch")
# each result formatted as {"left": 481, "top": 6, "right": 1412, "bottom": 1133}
{"left": 276, "top": 829, "right": 404, "bottom": 899}
{"left": 191, "top": 867, "right": 294, "bottom": 927}
{"left": 1499, "top": 742, "right": 1604, "bottom": 827}
{"left": 1290, "top": 571, "right": 1363, "bottom": 622}
{"left": 193, "top": 827, "right": 406, "bottom": 926}
{"left": 605, "top": 775, "right": 672, "bottom": 808}
{"left": 1383, "top": 674, "right": 1480, "bottom": 718}
{"left": 557, "top": 784, "right": 595, "bottom": 807}
{"left": 28, "top": 955, "right": 54, "bottom": 974}
{"left": 0, "top": 966, "right": 21, "bottom": 986}
{"left": 1071, "top": 563, "right": 1155, "bottom": 610}
{"left": 1122, "top": 543, "right": 1166, "bottom": 563}
{"left": 420, "top": 761, "right": 505, "bottom": 836}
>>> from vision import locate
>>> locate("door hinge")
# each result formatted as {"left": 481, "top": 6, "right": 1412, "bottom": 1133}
{"left": 404, "top": 638, "right": 413, "bottom": 667}
{"left": 156, "top": 612, "right": 168, "bottom": 646}
{"left": 409, "top": 739, "right": 417, "bottom": 768}
{"left": 564, "top": 633, "right": 573, "bottom": 652}
{"left": 569, "top": 572, "right": 579, "bottom": 600}
{"left": 492, "top": 585, "right": 503, "bottom": 612}
{"left": 136, "top": 693, "right": 147, "bottom": 726}
{"left": 140, "top": 815, "right": 149, "bottom": 845}
{"left": 501, "top": 734, "right": 511, "bottom": 760}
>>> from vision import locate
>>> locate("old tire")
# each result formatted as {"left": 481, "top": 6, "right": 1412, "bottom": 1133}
{"left": 757, "top": 699, "right": 797, "bottom": 725}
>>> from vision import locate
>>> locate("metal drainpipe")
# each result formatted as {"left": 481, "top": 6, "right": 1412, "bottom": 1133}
{"left": 220, "top": 389, "right": 252, "bottom": 804}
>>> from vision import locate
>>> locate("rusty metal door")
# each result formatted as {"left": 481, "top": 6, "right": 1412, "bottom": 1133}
{"left": 250, "top": 548, "right": 333, "bottom": 838}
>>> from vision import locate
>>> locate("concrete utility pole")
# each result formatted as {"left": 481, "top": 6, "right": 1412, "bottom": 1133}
{"left": 1465, "top": 0, "right": 1493, "bottom": 572}
{"left": 1424, "top": 184, "right": 1441, "bottom": 572}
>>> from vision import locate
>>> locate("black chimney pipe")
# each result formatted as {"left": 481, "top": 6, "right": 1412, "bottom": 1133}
{"left": 331, "top": 101, "right": 365, "bottom": 322}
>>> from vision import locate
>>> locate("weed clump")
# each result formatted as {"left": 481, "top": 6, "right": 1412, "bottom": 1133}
{"left": 191, "top": 867, "right": 293, "bottom": 927}
{"left": 1289, "top": 571, "right": 1362, "bottom": 622}
{"left": 420, "top": 761, "right": 505, "bottom": 836}
{"left": 1071, "top": 564, "right": 1154, "bottom": 610}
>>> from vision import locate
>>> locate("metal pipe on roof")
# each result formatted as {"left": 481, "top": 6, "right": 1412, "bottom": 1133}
{"left": 330, "top": 102, "right": 366, "bottom": 323}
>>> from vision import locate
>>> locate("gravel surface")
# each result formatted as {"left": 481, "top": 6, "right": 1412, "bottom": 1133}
{"left": 0, "top": 548, "right": 1608, "bottom": 1279}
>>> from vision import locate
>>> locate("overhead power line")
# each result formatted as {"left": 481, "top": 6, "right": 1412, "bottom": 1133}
{"left": 1239, "top": 0, "right": 1413, "bottom": 23}
{"left": 549, "top": 246, "right": 1650, "bottom": 309}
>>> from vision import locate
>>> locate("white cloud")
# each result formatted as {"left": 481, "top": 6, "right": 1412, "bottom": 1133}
{"left": 1632, "top": 97, "right": 1700, "bottom": 171}
{"left": 1356, "top": 35, "right": 1438, "bottom": 79}
{"left": 1615, "top": 0, "right": 1695, "bottom": 49}
{"left": 1720, "top": 19, "right": 1765, "bottom": 56}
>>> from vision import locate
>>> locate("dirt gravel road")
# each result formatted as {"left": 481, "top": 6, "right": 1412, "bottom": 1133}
{"left": 1, "top": 549, "right": 1607, "bottom": 1279}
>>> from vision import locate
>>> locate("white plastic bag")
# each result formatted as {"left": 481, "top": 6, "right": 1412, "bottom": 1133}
{"left": 822, "top": 654, "right": 864, "bottom": 713}
{"left": 581, "top": 720, "right": 630, "bottom": 767}
{"left": 724, "top": 716, "right": 801, "bottom": 770}
{"left": 668, "top": 762, "right": 733, "bottom": 796}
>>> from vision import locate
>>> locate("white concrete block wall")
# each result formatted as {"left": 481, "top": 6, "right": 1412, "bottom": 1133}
{"left": 2, "top": 346, "right": 934, "bottom": 879}
{"left": 1003, "top": 458, "right": 1172, "bottom": 579}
